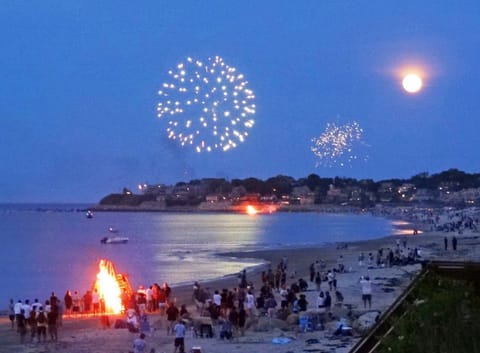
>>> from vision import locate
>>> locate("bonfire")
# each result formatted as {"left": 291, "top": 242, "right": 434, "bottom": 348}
{"left": 93, "top": 259, "right": 132, "bottom": 314}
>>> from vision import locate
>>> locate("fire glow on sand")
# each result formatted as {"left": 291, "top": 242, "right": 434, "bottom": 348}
{"left": 93, "top": 259, "right": 132, "bottom": 314}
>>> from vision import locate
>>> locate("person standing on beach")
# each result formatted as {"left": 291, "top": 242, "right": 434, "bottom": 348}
{"left": 444, "top": 236, "right": 448, "bottom": 250}
{"left": 50, "top": 292, "right": 59, "bottom": 310}
{"left": 146, "top": 286, "right": 153, "bottom": 312}
{"left": 360, "top": 276, "right": 372, "bottom": 309}
{"left": 358, "top": 252, "right": 365, "bottom": 267}
{"left": 92, "top": 289, "right": 100, "bottom": 315}
{"left": 8, "top": 299, "right": 15, "bottom": 328}
{"left": 22, "top": 299, "right": 32, "bottom": 320}
{"left": 17, "top": 309, "right": 27, "bottom": 343}
{"left": 327, "top": 270, "right": 334, "bottom": 291}
{"left": 228, "top": 306, "right": 239, "bottom": 336}
{"left": 246, "top": 290, "right": 255, "bottom": 316}
{"left": 452, "top": 236, "right": 458, "bottom": 250}
{"left": 14, "top": 300, "right": 23, "bottom": 323}
{"left": 132, "top": 333, "right": 147, "bottom": 353}
{"left": 238, "top": 306, "right": 247, "bottom": 336}
{"left": 213, "top": 290, "right": 222, "bottom": 308}
{"left": 166, "top": 301, "right": 180, "bottom": 335}
{"left": 31, "top": 298, "right": 41, "bottom": 312}
{"left": 64, "top": 290, "right": 73, "bottom": 316}
{"left": 36, "top": 307, "right": 48, "bottom": 342}
{"left": 27, "top": 309, "right": 38, "bottom": 342}
{"left": 266, "top": 294, "right": 277, "bottom": 318}
{"left": 315, "top": 271, "right": 322, "bottom": 291}
{"left": 56, "top": 300, "right": 64, "bottom": 327}
{"left": 309, "top": 263, "right": 315, "bottom": 282}
{"left": 324, "top": 291, "right": 332, "bottom": 312}
{"left": 47, "top": 307, "right": 58, "bottom": 341}
{"left": 173, "top": 320, "right": 186, "bottom": 353}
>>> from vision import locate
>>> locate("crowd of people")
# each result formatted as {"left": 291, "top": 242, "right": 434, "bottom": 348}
{"left": 9, "top": 292, "right": 61, "bottom": 343}
{"left": 7, "top": 238, "right": 421, "bottom": 351}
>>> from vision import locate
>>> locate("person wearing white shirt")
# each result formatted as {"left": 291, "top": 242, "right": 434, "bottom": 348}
{"left": 316, "top": 291, "right": 325, "bottom": 310}
{"left": 360, "top": 276, "right": 372, "bottom": 308}
{"left": 14, "top": 300, "right": 23, "bottom": 322}
{"left": 246, "top": 291, "right": 255, "bottom": 316}
{"left": 146, "top": 286, "right": 153, "bottom": 312}
{"left": 22, "top": 300, "right": 32, "bottom": 319}
{"left": 212, "top": 290, "right": 222, "bottom": 307}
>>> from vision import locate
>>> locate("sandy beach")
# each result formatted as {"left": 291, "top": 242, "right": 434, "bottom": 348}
{"left": 1, "top": 208, "right": 479, "bottom": 353}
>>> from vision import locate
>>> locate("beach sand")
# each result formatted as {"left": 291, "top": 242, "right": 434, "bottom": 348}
{"left": 1, "top": 215, "right": 479, "bottom": 353}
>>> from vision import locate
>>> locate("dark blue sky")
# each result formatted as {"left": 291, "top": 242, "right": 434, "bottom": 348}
{"left": 2, "top": 1, "right": 480, "bottom": 202}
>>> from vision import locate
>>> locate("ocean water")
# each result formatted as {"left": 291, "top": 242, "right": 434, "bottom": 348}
{"left": 0, "top": 204, "right": 395, "bottom": 309}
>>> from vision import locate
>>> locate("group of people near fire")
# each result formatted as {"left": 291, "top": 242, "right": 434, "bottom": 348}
{"left": 8, "top": 292, "right": 61, "bottom": 343}
{"left": 8, "top": 239, "right": 421, "bottom": 351}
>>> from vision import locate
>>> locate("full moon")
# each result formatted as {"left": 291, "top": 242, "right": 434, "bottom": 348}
{"left": 402, "top": 74, "right": 423, "bottom": 93}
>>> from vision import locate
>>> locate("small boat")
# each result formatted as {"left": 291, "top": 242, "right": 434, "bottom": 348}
{"left": 100, "top": 236, "right": 129, "bottom": 244}
{"left": 86, "top": 210, "right": 94, "bottom": 219}
{"left": 108, "top": 226, "right": 119, "bottom": 233}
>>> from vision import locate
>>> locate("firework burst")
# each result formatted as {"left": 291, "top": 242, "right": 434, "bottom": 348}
{"left": 311, "top": 121, "right": 369, "bottom": 167}
{"left": 156, "top": 56, "right": 256, "bottom": 152}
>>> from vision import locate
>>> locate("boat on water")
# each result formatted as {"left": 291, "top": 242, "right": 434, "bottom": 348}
{"left": 100, "top": 236, "right": 129, "bottom": 244}
{"left": 86, "top": 210, "right": 94, "bottom": 219}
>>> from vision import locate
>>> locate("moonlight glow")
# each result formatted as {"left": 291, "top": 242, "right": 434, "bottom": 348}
{"left": 402, "top": 73, "right": 423, "bottom": 93}
{"left": 156, "top": 56, "right": 256, "bottom": 153}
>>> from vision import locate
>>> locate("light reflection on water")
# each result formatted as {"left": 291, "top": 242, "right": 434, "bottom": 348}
{"left": 0, "top": 205, "right": 397, "bottom": 307}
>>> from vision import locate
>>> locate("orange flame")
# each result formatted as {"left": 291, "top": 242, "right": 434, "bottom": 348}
{"left": 245, "top": 204, "right": 278, "bottom": 215}
{"left": 246, "top": 205, "right": 258, "bottom": 215}
{"left": 94, "top": 259, "right": 126, "bottom": 314}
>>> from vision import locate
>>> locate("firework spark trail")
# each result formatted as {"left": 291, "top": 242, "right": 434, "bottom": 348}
{"left": 156, "top": 56, "right": 256, "bottom": 153}
{"left": 311, "top": 121, "right": 368, "bottom": 167}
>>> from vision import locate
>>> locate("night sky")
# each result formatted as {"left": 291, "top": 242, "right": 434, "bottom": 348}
{"left": 2, "top": 1, "right": 480, "bottom": 202}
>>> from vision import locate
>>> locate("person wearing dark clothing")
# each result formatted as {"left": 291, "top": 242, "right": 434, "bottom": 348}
{"left": 226, "top": 291, "right": 235, "bottom": 311}
{"left": 298, "top": 278, "right": 308, "bottom": 292}
{"left": 297, "top": 294, "right": 308, "bottom": 312}
{"left": 290, "top": 282, "right": 300, "bottom": 293}
{"left": 28, "top": 310, "right": 38, "bottom": 342}
{"left": 228, "top": 306, "right": 239, "bottom": 335}
{"left": 256, "top": 295, "right": 265, "bottom": 311}
{"left": 17, "top": 309, "right": 27, "bottom": 343}
{"left": 238, "top": 307, "right": 247, "bottom": 336}
{"left": 309, "top": 263, "right": 315, "bottom": 282}
{"left": 219, "top": 319, "right": 233, "bottom": 340}
{"left": 47, "top": 309, "right": 58, "bottom": 341}
{"left": 315, "top": 272, "right": 322, "bottom": 291}
{"left": 452, "top": 236, "right": 458, "bottom": 250}
{"left": 166, "top": 302, "right": 179, "bottom": 335}
{"left": 64, "top": 290, "right": 73, "bottom": 315}
{"left": 49, "top": 292, "right": 59, "bottom": 311}
{"left": 444, "top": 236, "right": 448, "bottom": 250}
{"left": 324, "top": 291, "right": 332, "bottom": 311}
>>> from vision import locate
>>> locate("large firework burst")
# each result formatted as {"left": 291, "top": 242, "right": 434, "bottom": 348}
{"left": 156, "top": 56, "right": 256, "bottom": 152}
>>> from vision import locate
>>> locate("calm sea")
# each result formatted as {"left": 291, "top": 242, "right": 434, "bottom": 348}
{"left": 0, "top": 203, "right": 395, "bottom": 309}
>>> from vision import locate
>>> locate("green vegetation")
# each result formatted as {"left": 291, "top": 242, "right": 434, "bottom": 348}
{"left": 99, "top": 193, "right": 156, "bottom": 206}
{"left": 99, "top": 168, "right": 480, "bottom": 207}
{"left": 377, "top": 274, "right": 480, "bottom": 353}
